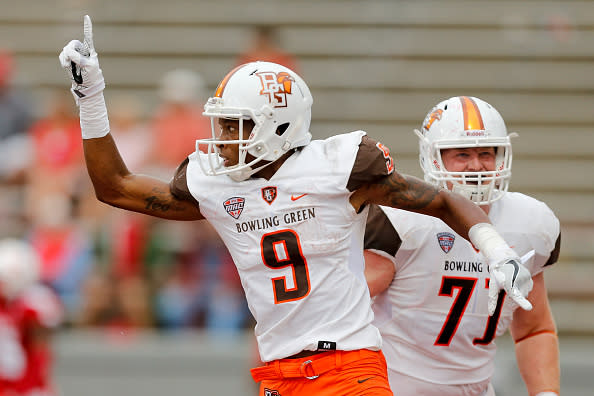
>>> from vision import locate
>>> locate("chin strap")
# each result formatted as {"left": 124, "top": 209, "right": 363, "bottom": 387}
{"left": 451, "top": 183, "right": 490, "bottom": 204}
{"left": 228, "top": 159, "right": 273, "bottom": 182}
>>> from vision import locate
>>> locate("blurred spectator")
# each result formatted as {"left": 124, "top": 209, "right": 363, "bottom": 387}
{"left": 0, "top": 49, "right": 34, "bottom": 183}
{"left": 150, "top": 69, "right": 211, "bottom": 177}
{"left": 149, "top": 70, "right": 252, "bottom": 334}
{"left": 0, "top": 238, "right": 63, "bottom": 396}
{"left": 236, "top": 25, "right": 299, "bottom": 72}
{"left": 0, "top": 49, "right": 35, "bottom": 239}
{"left": 203, "top": 234, "right": 250, "bottom": 337}
{"left": 27, "top": 193, "right": 95, "bottom": 325}
{"left": 152, "top": 222, "right": 249, "bottom": 334}
{"left": 21, "top": 90, "right": 93, "bottom": 324}
{"left": 99, "top": 94, "right": 153, "bottom": 280}
{"left": 153, "top": 243, "right": 205, "bottom": 330}
{"left": 109, "top": 94, "right": 153, "bottom": 173}
{"left": 77, "top": 270, "right": 153, "bottom": 332}
{"left": 147, "top": 71, "right": 213, "bottom": 333}
{"left": 76, "top": 94, "right": 155, "bottom": 332}
{"left": 26, "top": 89, "right": 84, "bottom": 203}
{"left": 547, "top": 12, "right": 575, "bottom": 43}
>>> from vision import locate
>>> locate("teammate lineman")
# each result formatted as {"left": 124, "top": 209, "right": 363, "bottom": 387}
{"left": 59, "top": 16, "right": 534, "bottom": 396}
{"left": 364, "top": 96, "right": 560, "bottom": 396}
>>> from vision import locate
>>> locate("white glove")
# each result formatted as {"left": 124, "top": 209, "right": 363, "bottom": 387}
{"left": 58, "top": 15, "right": 105, "bottom": 102}
{"left": 487, "top": 246, "right": 534, "bottom": 315}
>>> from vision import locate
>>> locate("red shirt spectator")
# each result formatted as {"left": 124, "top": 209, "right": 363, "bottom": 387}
{"left": 236, "top": 25, "right": 300, "bottom": 72}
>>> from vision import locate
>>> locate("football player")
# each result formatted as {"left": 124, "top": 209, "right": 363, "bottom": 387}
{"left": 0, "top": 238, "right": 63, "bottom": 396}
{"left": 59, "top": 16, "right": 534, "bottom": 396}
{"left": 364, "top": 96, "right": 560, "bottom": 396}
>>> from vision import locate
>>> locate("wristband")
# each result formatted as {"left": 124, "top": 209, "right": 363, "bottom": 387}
{"left": 468, "top": 223, "right": 508, "bottom": 259}
{"left": 535, "top": 392, "right": 559, "bottom": 396}
{"left": 79, "top": 91, "right": 110, "bottom": 139}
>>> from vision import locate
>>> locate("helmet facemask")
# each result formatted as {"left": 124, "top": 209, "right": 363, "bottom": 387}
{"left": 198, "top": 99, "right": 274, "bottom": 182}
{"left": 415, "top": 96, "right": 514, "bottom": 205}
{"left": 196, "top": 62, "right": 313, "bottom": 182}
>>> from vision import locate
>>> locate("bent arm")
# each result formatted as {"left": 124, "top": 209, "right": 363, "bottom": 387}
{"left": 364, "top": 250, "right": 396, "bottom": 297}
{"left": 83, "top": 134, "right": 203, "bottom": 221}
{"left": 354, "top": 171, "right": 489, "bottom": 240}
{"left": 510, "top": 273, "right": 560, "bottom": 396}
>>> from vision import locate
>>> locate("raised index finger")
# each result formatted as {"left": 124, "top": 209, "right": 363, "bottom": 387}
{"left": 83, "top": 15, "right": 94, "bottom": 52}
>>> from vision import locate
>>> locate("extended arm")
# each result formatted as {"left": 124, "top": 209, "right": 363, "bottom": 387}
{"left": 59, "top": 15, "right": 203, "bottom": 221}
{"left": 510, "top": 273, "right": 560, "bottom": 396}
{"left": 353, "top": 168, "right": 533, "bottom": 315}
{"left": 353, "top": 172, "right": 486, "bottom": 240}
{"left": 83, "top": 135, "right": 203, "bottom": 220}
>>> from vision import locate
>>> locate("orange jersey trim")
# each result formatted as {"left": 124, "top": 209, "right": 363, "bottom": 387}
{"left": 514, "top": 329, "right": 557, "bottom": 344}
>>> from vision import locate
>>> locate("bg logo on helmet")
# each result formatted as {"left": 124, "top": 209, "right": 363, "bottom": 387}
{"left": 257, "top": 71, "right": 294, "bottom": 108}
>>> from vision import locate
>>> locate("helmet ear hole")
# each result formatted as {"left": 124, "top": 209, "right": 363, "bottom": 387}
{"left": 275, "top": 122, "right": 290, "bottom": 136}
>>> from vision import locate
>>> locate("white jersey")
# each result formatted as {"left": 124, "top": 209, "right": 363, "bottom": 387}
{"left": 184, "top": 131, "right": 388, "bottom": 362}
{"left": 367, "top": 192, "right": 560, "bottom": 387}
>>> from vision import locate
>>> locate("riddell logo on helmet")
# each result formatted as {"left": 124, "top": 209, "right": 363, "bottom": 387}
{"left": 256, "top": 71, "right": 294, "bottom": 108}
{"left": 466, "top": 131, "right": 486, "bottom": 137}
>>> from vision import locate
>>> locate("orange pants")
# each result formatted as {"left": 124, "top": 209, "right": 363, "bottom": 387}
{"left": 251, "top": 349, "right": 393, "bottom": 396}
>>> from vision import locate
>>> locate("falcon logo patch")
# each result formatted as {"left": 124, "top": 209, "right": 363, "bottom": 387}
{"left": 423, "top": 108, "right": 443, "bottom": 132}
{"left": 256, "top": 71, "right": 294, "bottom": 108}
{"left": 223, "top": 197, "right": 245, "bottom": 219}
{"left": 261, "top": 186, "right": 277, "bottom": 205}
{"left": 437, "top": 232, "right": 455, "bottom": 253}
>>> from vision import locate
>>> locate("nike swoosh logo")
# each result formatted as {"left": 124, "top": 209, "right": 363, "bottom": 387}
{"left": 357, "top": 377, "right": 374, "bottom": 384}
{"left": 510, "top": 260, "right": 519, "bottom": 284}
{"left": 506, "top": 246, "right": 519, "bottom": 284}
{"left": 291, "top": 194, "right": 307, "bottom": 201}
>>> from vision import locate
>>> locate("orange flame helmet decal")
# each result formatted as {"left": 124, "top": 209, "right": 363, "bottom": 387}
{"left": 213, "top": 64, "right": 247, "bottom": 98}
{"left": 423, "top": 108, "right": 443, "bottom": 132}
{"left": 459, "top": 96, "right": 485, "bottom": 131}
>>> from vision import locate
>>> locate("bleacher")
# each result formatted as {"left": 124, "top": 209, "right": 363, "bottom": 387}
{"left": 3, "top": 0, "right": 593, "bottom": 334}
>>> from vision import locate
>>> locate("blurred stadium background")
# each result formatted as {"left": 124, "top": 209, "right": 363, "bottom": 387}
{"left": 1, "top": 0, "right": 593, "bottom": 395}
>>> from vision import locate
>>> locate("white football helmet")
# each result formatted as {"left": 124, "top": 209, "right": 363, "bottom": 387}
{"left": 196, "top": 61, "right": 313, "bottom": 181}
{"left": 414, "top": 96, "right": 514, "bottom": 205}
{"left": 0, "top": 238, "right": 40, "bottom": 300}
